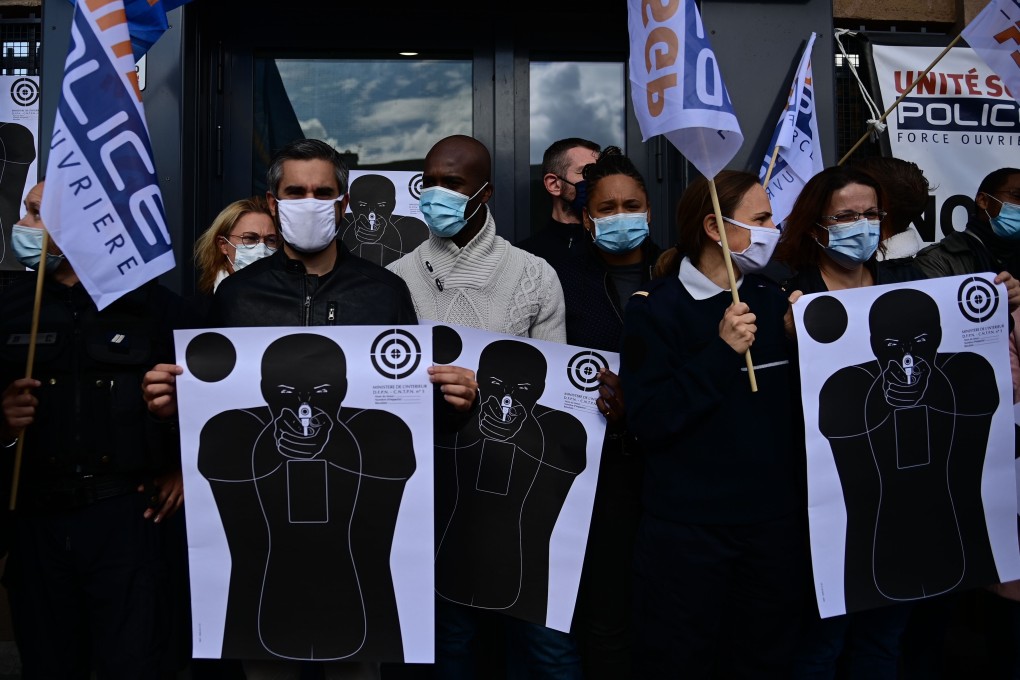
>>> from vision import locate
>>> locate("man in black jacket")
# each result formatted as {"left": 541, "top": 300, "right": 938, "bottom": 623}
{"left": 517, "top": 138, "right": 599, "bottom": 262}
{"left": 144, "top": 139, "right": 477, "bottom": 678}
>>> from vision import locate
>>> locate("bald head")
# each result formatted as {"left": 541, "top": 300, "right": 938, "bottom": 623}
{"left": 421, "top": 135, "right": 493, "bottom": 243}
{"left": 425, "top": 135, "right": 491, "bottom": 186}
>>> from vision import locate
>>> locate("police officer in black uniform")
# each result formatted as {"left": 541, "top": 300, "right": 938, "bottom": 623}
{"left": 0, "top": 180, "right": 187, "bottom": 679}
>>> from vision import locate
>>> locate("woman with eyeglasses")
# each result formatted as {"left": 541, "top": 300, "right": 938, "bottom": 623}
{"left": 776, "top": 166, "right": 923, "bottom": 294}
{"left": 194, "top": 196, "right": 278, "bottom": 294}
{"left": 776, "top": 166, "right": 923, "bottom": 680}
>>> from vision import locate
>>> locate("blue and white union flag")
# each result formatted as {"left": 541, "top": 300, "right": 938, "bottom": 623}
{"left": 760, "top": 33, "right": 823, "bottom": 226}
{"left": 43, "top": 0, "right": 174, "bottom": 309}
{"left": 627, "top": 0, "right": 743, "bottom": 178}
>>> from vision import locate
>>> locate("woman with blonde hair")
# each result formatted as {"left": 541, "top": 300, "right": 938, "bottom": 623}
{"left": 194, "top": 196, "right": 277, "bottom": 294}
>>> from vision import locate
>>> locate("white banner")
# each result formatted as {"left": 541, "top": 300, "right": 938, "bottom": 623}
{"left": 0, "top": 76, "right": 40, "bottom": 271}
{"left": 872, "top": 42, "right": 1020, "bottom": 243}
{"left": 627, "top": 0, "right": 742, "bottom": 178}
{"left": 793, "top": 275, "right": 1020, "bottom": 617}
{"left": 42, "top": 1, "right": 174, "bottom": 310}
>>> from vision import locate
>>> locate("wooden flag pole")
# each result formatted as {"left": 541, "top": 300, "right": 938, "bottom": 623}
{"left": 838, "top": 33, "right": 964, "bottom": 166}
{"left": 762, "top": 144, "right": 782, "bottom": 187}
{"left": 9, "top": 229, "right": 50, "bottom": 511}
{"left": 709, "top": 179, "right": 758, "bottom": 392}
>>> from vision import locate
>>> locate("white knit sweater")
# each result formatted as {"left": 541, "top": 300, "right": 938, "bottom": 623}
{"left": 387, "top": 209, "right": 566, "bottom": 342}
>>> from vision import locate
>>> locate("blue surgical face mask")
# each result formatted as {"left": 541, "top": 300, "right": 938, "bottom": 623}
{"left": 985, "top": 194, "right": 1020, "bottom": 240}
{"left": 12, "top": 225, "right": 64, "bottom": 272}
{"left": 589, "top": 212, "right": 649, "bottom": 254}
{"left": 419, "top": 182, "right": 489, "bottom": 238}
{"left": 818, "top": 218, "right": 881, "bottom": 269}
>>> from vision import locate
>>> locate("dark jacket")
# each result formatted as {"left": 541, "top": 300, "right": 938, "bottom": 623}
{"left": 783, "top": 256, "right": 925, "bottom": 294}
{"left": 621, "top": 274, "right": 800, "bottom": 524}
{"left": 516, "top": 218, "right": 587, "bottom": 268}
{"left": 552, "top": 238, "right": 662, "bottom": 353}
{"left": 0, "top": 276, "right": 186, "bottom": 508}
{"left": 915, "top": 218, "right": 1020, "bottom": 279}
{"left": 212, "top": 243, "right": 417, "bottom": 327}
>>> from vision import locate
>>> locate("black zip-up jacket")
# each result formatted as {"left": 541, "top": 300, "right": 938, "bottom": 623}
{"left": 0, "top": 276, "right": 186, "bottom": 503}
{"left": 212, "top": 243, "right": 417, "bottom": 327}
{"left": 552, "top": 237, "right": 662, "bottom": 353}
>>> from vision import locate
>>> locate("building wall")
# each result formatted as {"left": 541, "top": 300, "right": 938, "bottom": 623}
{"left": 834, "top": 0, "right": 988, "bottom": 26}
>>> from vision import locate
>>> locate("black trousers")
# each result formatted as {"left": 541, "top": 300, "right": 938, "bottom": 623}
{"left": 633, "top": 512, "right": 805, "bottom": 679}
{"left": 4, "top": 491, "right": 170, "bottom": 679}
{"left": 572, "top": 440, "right": 643, "bottom": 679}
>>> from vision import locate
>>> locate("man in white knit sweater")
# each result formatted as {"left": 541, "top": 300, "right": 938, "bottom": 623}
{"left": 387, "top": 136, "right": 576, "bottom": 677}
{"left": 387, "top": 135, "right": 566, "bottom": 342}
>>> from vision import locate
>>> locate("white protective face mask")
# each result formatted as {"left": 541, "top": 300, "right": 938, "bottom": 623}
{"left": 721, "top": 217, "right": 781, "bottom": 274}
{"left": 276, "top": 197, "right": 341, "bottom": 253}
{"left": 226, "top": 241, "right": 275, "bottom": 271}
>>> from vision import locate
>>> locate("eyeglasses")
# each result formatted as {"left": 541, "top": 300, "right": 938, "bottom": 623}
{"left": 226, "top": 232, "right": 280, "bottom": 249}
{"left": 820, "top": 210, "right": 887, "bottom": 225}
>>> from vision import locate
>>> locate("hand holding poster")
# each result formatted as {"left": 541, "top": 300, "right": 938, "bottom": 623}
{"left": 792, "top": 275, "right": 1020, "bottom": 617}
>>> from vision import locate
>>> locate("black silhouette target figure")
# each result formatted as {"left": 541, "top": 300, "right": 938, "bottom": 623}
{"left": 434, "top": 338, "right": 587, "bottom": 625}
{"left": 341, "top": 174, "right": 429, "bottom": 267}
{"left": 194, "top": 333, "right": 416, "bottom": 660}
{"left": 809, "top": 289, "right": 1000, "bottom": 611}
{"left": 0, "top": 122, "right": 37, "bottom": 271}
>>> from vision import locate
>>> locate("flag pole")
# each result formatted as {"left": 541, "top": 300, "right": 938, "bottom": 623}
{"left": 762, "top": 144, "right": 782, "bottom": 187}
{"left": 838, "top": 33, "right": 964, "bottom": 166}
{"left": 9, "top": 229, "right": 50, "bottom": 510}
{"left": 709, "top": 179, "right": 758, "bottom": 392}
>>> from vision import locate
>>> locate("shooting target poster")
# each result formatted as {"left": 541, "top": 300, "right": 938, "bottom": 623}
{"left": 175, "top": 325, "right": 434, "bottom": 662}
{"left": 431, "top": 323, "right": 618, "bottom": 632}
{"left": 340, "top": 170, "right": 428, "bottom": 267}
{"left": 792, "top": 274, "right": 1020, "bottom": 618}
{"left": 0, "top": 75, "right": 40, "bottom": 271}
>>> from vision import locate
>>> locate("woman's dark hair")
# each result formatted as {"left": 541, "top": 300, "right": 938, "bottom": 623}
{"left": 581, "top": 146, "right": 648, "bottom": 207}
{"left": 855, "top": 157, "right": 929, "bottom": 237}
{"left": 774, "top": 166, "right": 884, "bottom": 271}
{"left": 653, "top": 170, "right": 759, "bottom": 278}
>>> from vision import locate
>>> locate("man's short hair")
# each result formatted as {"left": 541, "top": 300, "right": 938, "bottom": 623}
{"left": 541, "top": 138, "right": 600, "bottom": 177}
{"left": 978, "top": 167, "right": 1020, "bottom": 197}
{"left": 266, "top": 139, "right": 350, "bottom": 197}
